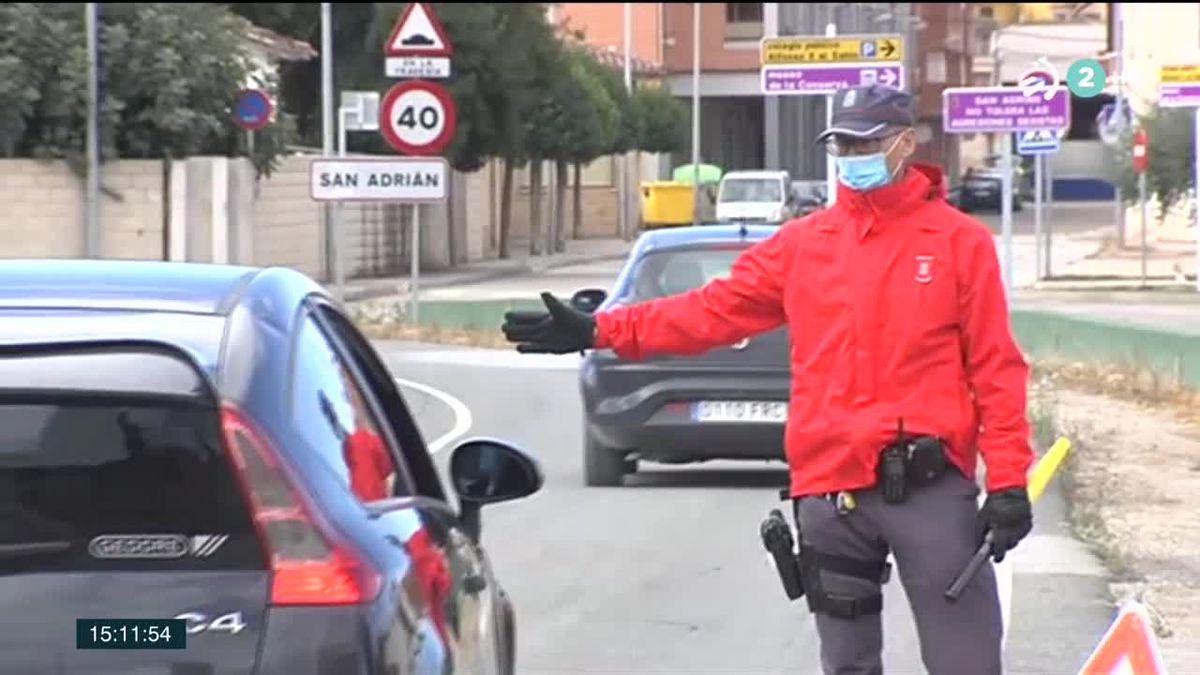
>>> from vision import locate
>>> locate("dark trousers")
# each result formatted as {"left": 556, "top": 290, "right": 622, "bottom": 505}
{"left": 793, "top": 471, "right": 1003, "bottom": 675}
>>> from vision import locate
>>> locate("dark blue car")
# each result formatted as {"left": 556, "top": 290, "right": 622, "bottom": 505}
{"left": 570, "top": 225, "right": 791, "bottom": 486}
{"left": 0, "top": 259, "right": 542, "bottom": 674}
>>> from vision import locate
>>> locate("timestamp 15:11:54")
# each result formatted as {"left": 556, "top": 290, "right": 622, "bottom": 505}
{"left": 76, "top": 619, "right": 187, "bottom": 650}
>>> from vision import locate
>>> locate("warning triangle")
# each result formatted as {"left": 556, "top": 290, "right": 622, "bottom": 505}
{"left": 385, "top": 2, "right": 452, "bottom": 57}
{"left": 1077, "top": 601, "right": 1168, "bottom": 675}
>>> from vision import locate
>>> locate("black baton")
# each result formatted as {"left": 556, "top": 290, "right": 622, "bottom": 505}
{"left": 944, "top": 530, "right": 993, "bottom": 602}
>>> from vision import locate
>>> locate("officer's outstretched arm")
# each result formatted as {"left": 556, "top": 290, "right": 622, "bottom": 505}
{"left": 956, "top": 224, "right": 1035, "bottom": 492}
{"left": 593, "top": 226, "right": 794, "bottom": 360}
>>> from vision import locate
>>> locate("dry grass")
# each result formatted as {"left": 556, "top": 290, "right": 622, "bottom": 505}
{"left": 1030, "top": 356, "right": 1200, "bottom": 428}
{"left": 355, "top": 319, "right": 512, "bottom": 350}
{"left": 1032, "top": 357, "right": 1200, "bottom": 663}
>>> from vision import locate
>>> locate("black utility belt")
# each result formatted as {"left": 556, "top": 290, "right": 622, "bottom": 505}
{"left": 877, "top": 433, "right": 949, "bottom": 504}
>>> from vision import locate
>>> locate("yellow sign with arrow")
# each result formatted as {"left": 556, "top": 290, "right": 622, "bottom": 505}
{"left": 761, "top": 34, "right": 904, "bottom": 65}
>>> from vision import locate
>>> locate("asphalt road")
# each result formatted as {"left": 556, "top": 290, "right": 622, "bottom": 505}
{"left": 973, "top": 200, "right": 1113, "bottom": 236}
{"left": 389, "top": 346, "right": 1116, "bottom": 675}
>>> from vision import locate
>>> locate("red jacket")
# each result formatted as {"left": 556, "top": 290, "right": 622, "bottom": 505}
{"left": 343, "top": 428, "right": 393, "bottom": 502}
{"left": 594, "top": 163, "right": 1034, "bottom": 497}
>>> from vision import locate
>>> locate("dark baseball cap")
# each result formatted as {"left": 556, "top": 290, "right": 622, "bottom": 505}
{"left": 815, "top": 84, "right": 916, "bottom": 143}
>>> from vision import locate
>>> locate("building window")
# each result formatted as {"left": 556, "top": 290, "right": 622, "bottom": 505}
{"left": 725, "top": 3, "right": 763, "bottom": 41}
{"left": 926, "top": 51, "right": 947, "bottom": 84}
{"left": 978, "top": 6, "right": 994, "bottom": 19}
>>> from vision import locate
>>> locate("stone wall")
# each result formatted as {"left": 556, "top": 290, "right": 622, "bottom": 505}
{"left": 0, "top": 159, "right": 165, "bottom": 260}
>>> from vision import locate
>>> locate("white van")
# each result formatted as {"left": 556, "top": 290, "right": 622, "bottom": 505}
{"left": 715, "top": 170, "right": 793, "bottom": 224}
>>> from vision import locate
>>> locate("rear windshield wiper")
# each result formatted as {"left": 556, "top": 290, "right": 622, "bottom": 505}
{"left": 0, "top": 541, "right": 71, "bottom": 559}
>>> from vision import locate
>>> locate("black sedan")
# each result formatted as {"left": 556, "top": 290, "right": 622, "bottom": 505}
{"left": 570, "top": 225, "right": 790, "bottom": 487}
{"left": 957, "top": 167, "right": 1024, "bottom": 213}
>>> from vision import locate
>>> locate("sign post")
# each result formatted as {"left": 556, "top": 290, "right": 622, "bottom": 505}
{"left": 1133, "top": 128, "right": 1149, "bottom": 287}
{"left": 760, "top": 31, "right": 906, "bottom": 207}
{"left": 1015, "top": 68, "right": 1062, "bottom": 282}
{"left": 233, "top": 88, "right": 274, "bottom": 157}
{"left": 366, "top": 2, "right": 455, "bottom": 324}
{"left": 1157, "top": 64, "right": 1200, "bottom": 292}
{"left": 943, "top": 85, "right": 1072, "bottom": 296}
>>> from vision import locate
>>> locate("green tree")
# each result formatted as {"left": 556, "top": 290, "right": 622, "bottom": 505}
{"left": 0, "top": 3, "right": 294, "bottom": 175}
{"left": 578, "top": 54, "right": 637, "bottom": 156}
{"left": 1112, "top": 105, "right": 1196, "bottom": 221}
{"left": 631, "top": 84, "right": 688, "bottom": 155}
{"left": 525, "top": 48, "right": 621, "bottom": 252}
{"left": 228, "top": 2, "right": 365, "bottom": 147}
{"left": 559, "top": 52, "right": 620, "bottom": 242}
{"left": 522, "top": 36, "right": 572, "bottom": 255}
{"left": 234, "top": 2, "right": 569, "bottom": 258}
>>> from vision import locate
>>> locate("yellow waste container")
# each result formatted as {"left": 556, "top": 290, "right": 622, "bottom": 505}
{"left": 640, "top": 181, "right": 696, "bottom": 229}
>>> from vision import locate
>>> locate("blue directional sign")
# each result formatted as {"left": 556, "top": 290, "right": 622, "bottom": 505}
{"left": 233, "top": 89, "right": 273, "bottom": 131}
{"left": 1016, "top": 129, "right": 1062, "bottom": 156}
{"left": 861, "top": 41, "right": 877, "bottom": 59}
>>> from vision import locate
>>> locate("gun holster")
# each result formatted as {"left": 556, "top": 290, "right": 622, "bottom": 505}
{"left": 758, "top": 494, "right": 892, "bottom": 614}
{"left": 761, "top": 497, "right": 890, "bottom": 619}
{"left": 760, "top": 509, "right": 805, "bottom": 601}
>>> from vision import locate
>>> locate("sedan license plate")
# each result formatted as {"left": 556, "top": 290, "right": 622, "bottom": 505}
{"left": 691, "top": 400, "right": 786, "bottom": 424}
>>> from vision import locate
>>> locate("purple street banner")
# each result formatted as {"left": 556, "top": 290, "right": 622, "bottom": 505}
{"left": 1158, "top": 83, "right": 1200, "bottom": 108}
{"left": 761, "top": 63, "right": 905, "bottom": 96}
{"left": 942, "top": 86, "right": 1071, "bottom": 133}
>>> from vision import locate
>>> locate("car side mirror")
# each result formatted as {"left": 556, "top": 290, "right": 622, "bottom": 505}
{"left": 449, "top": 438, "right": 544, "bottom": 541}
{"left": 570, "top": 288, "right": 607, "bottom": 314}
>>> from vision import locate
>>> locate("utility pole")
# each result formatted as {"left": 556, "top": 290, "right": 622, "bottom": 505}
{"left": 320, "top": 4, "right": 343, "bottom": 301}
{"left": 85, "top": 3, "right": 101, "bottom": 258}
{"left": 1113, "top": 2, "right": 1126, "bottom": 247}
{"left": 622, "top": 1, "right": 633, "bottom": 240}
{"left": 690, "top": 3, "right": 701, "bottom": 227}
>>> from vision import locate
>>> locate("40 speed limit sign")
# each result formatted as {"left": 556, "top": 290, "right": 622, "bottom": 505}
{"left": 379, "top": 80, "right": 457, "bottom": 156}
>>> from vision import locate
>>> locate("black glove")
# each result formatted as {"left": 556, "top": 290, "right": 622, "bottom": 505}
{"left": 501, "top": 292, "right": 596, "bottom": 354}
{"left": 976, "top": 487, "right": 1033, "bottom": 563}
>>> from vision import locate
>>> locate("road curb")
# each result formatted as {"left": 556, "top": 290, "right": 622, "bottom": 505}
{"left": 341, "top": 251, "right": 630, "bottom": 304}
{"left": 1011, "top": 308, "right": 1200, "bottom": 389}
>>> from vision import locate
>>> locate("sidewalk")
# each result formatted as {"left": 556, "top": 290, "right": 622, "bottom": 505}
{"left": 1035, "top": 232, "right": 1198, "bottom": 291}
{"left": 337, "top": 238, "right": 632, "bottom": 303}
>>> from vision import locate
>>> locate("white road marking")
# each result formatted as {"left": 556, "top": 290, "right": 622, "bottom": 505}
{"left": 394, "top": 376, "right": 473, "bottom": 454}
{"left": 997, "top": 544, "right": 1014, "bottom": 650}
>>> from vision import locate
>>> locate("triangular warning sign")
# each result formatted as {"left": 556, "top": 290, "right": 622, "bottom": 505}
{"left": 1077, "top": 601, "right": 1168, "bottom": 675}
{"left": 385, "top": 2, "right": 453, "bottom": 57}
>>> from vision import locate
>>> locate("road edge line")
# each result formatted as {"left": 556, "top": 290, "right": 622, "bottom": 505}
{"left": 394, "top": 376, "right": 473, "bottom": 454}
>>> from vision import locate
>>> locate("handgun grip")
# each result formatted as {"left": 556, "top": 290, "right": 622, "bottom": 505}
{"left": 761, "top": 511, "right": 805, "bottom": 601}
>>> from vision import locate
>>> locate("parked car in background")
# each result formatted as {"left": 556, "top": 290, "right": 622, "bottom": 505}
{"left": 790, "top": 180, "right": 827, "bottom": 217}
{"left": 958, "top": 166, "right": 1025, "bottom": 213}
{"left": 715, "top": 170, "right": 794, "bottom": 224}
{"left": 0, "top": 259, "right": 543, "bottom": 675}
{"left": 570, "top": 225, "right": 790, "bottom": 487}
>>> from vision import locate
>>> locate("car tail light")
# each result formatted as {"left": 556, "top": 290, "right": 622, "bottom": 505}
{"left": 219, "top": 403, "right": 382, "bottom": 606}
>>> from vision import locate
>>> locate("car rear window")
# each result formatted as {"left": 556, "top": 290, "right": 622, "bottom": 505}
{"left": 719, "top": 178, "right": 782, "bottom": 203}
{"left": 628, "top": 246, "right": 748, "bottom": 301}
{"left": 0, "top": 346, "right": 264, "bottom": 574}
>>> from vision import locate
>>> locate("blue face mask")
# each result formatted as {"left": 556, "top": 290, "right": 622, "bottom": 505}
{"left": 835, "top": 136, "right": 903, "bottom": 192}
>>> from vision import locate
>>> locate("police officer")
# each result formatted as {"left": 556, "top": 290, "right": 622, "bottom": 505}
{"left": 501, "top": 84, "right": 1034, "bottom": 675}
